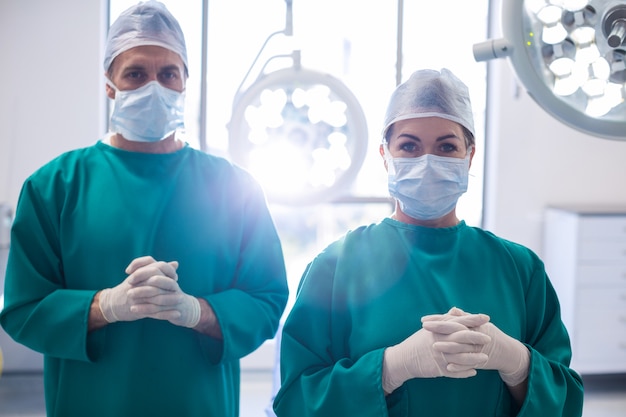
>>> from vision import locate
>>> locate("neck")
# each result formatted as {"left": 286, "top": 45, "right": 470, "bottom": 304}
{"left": 392, "top": 204, "right": 460, "bottom": 228}
{"left": 110, "top": 133, "right": 182, "bottom": 154}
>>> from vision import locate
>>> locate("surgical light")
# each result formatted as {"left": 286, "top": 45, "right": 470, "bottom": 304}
{"left": 228, "top": 0, "right": 368, "bottom": 205}
{"left": 473, "top": 0, "right": 626, "bottom": 140}
{"left": 229, "top": 66, "right": 367, "bottom": 205}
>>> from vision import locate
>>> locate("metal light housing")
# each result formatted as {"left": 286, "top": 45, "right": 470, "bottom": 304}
{"left": 474, "top": 0, "right": 626, "bottom": 140}
{"left": 228, "top": 66, "right": 368, "bottom": 205}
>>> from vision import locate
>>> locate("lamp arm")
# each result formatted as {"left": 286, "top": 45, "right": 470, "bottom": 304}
{"left": 285, "top": 0, "right": 293, "bottom": 37}
{"left": 473, "top": 38, "right": 514, "bottom": 62}
{"left": 255, "top": 50, "right": 301, "bottom": 82}
{"left": 233, "top": 30, "right": 285, "bottom": 103}
{"left": 233, "top": 0, "right": 296, "bottom": 105}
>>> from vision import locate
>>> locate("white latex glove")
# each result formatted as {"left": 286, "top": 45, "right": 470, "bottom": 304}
{"left": 127, "top": 274, "right": 201, "bottom": 328}
{"left": 420, "top": 306, "right": 478, "bottom": 324}
{"left": 471, "top": 322, "right": 530, "bottom": 386}
{"left": 425, "top": 308, "right": 530, "bottom": 387}
{"left": 124, "top": 256, "right": 179, "bottom": 281}
{"left": 98, "top": 257, "right": 180, "bottom": 323}
{"left": 382, "top": 316, "right": 491, "bottom": 394}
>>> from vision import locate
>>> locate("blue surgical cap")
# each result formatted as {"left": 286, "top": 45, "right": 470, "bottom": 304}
{"left": 382, "top": 68, "right": 475, "bottom": 140}
{"left": 103, "top": 1, "right": 188, "bottom": 73}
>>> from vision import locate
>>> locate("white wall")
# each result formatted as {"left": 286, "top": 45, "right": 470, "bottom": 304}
{"left": 0, "top": 0, "right": 108, "bottom": 373}
{"left": 3, "top": 0, "right": 624, "bottom": 259}
{"left": 0, "top": 0, "right": 107, "bottom": 210}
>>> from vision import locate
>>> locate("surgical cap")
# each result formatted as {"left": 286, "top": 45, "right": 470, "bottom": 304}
{"left": 382, "top": 68, "right": 475, "bottom": 140}
{"left": 103, "top": 1, "right": 188, "bottom": 73}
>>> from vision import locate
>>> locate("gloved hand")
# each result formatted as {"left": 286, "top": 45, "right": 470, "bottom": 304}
{"left": 128, "top": 274, "right": 201, "bottom": 328}
{"left": 98, "top": 256, "right": 181, "bottom": 323}
{"left": 424, "top": 308, "right": 530, "bottom": 387}
{"left": 382, "top": 314, "right": 491, "bottom": 394}
{"left": 124, "top": 256, "right": 201, "bottom": 328}
{"left": 470, "top": 322, "right": 530, "bottom": 386}
{"left": 124, "top": 256, "right": 179, "bottom": 281}
{"left": 421, "top": 306, "right": 478, "bottom": 324}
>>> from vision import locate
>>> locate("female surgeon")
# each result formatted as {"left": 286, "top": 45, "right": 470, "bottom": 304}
{"left": 272, "top": 68, "right": 584, "bottom": 417}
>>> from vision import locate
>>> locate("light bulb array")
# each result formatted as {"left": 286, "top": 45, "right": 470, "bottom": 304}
{"left": 526, "top": 0, "right": 625, "bottom": 118}
{"left": 229, "top": 67, "right": 367, "bottom": 205}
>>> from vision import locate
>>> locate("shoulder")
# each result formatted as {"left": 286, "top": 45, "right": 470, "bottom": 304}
{"left": 25, "top": 144, "right": 101, "bottom": 185}
{"left": 311, "top": 221, "right": 388, "bottom": 263}
{"left": 465, "top": 225, "right": 544, "bottom": 269}
{"left": 185, "top": 148, "right": 261, "bottom": 186}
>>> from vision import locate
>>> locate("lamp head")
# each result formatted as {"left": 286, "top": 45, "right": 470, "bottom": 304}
{"left": 473, "top": 0, "right": 626, "bottom": 140}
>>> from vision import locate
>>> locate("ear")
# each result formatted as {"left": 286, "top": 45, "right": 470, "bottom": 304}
{"left": 468, "top": 145, "right": 476, "bottom": 169}
{"left": 379, "top": 144, "right": 389, "bottom": 171}
{"left": 105, "top": 74, "right": 116, "bottom": 100}
{"left": 105, "top": 83, "right": 115, "bottom": 100}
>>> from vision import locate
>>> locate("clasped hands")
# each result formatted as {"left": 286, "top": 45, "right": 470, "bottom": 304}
{"left": 382, "top": 307, "right": 530, "bottom": 393}
{"left": 98, "top": 256, "right": 201, "bottom": 328}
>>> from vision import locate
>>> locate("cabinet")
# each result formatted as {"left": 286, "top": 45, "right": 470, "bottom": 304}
{"left": 543, "top": 207, "right": 626, "bottom": 374}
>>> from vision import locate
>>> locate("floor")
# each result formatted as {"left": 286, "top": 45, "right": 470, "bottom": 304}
{"left": 0, "top": 371, "right": 624, "bottom": 416}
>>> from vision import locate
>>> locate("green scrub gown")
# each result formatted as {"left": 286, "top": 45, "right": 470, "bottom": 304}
{"left": 0, "top": 141, "right": 288, "bottom": 417}
{"left": 273, "top": 219, "right": 583, "bottom": 417}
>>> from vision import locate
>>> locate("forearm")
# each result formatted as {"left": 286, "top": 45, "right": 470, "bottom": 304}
{"left": 506, "top": 378, "right": 528, "bottom": 407}
{"left": 88, "top": 291, "right": 109, "bottom": 332}
{"left": 498, "top": 342, "right": 530, "bottom": 407}
{"left": 192, "top": 297, "right": 223, "bottom": 339}
{"left": 89, "top": 291, "right": 222, "bottom": 337}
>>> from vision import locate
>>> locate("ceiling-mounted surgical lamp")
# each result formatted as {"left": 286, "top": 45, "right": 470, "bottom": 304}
{"left": 473, "top": 0, "right": 626, "bottom": 140}
{"left": 228, "top": 0, "right": 368, "bottom": 205}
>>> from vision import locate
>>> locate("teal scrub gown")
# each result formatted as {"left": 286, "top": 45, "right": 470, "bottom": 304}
{"left": 274, "top": 219, "right": 583, "bottom": 417}
{"left": 0, "top": 141, "right": 288, "bottom": 417}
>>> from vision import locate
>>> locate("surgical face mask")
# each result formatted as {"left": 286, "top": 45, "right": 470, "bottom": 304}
{"left": 108, "top": 80, "right": 185, "bottom": 142}
{"left": 385, "top": 145, "right": 471, "bottom": 221}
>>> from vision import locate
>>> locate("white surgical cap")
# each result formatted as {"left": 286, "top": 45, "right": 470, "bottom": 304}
{"left": 103, "top": 1, "right": 188, "bottom": 73}
{"left": 382, "top": 68, "right": 475, "bottom": 140}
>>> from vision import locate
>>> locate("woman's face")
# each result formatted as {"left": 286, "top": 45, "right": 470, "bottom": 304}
{"left": 379, "top": 116, "right": 475, "bottom": 226}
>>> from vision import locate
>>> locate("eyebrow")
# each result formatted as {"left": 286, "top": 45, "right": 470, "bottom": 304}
{"left": 121, "top": 65, "right": 147, "bottom": 73}
{"left": 159, "top": 65, "right": 182, "bottom": 73}
{"left": 120, "top": 64, "right": 182, "bottom": 73}
{"left": 397, "top": 133, "right": 461, "bottom": 142}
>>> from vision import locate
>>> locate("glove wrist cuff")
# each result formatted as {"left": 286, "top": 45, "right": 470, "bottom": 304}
{"left": 499, "top": 344, "right": 530, "bottom": 387}
{"left": 182, "top": 296, "right": 201, "bottom": 328}
{"left": 98, "top": 289, "right": 118, "bottom": 324}
{"left": 382, "top": 345, "right": 410, "bottom": 394}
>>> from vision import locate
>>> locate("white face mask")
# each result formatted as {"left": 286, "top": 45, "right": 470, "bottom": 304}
{"left": 108, "top": 80, "right": 185, "bottom": 142}
{"left": 385, "top": 145, "right": 471, "bottom": 221}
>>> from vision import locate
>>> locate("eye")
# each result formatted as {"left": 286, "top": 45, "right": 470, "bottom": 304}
{"left": 158, "top": 70, "right": 180, "bottom": 85}
{"left": 126, "top": 71, "right": 145, "bottom": 80}
{"left": 399, "top": 141, "right": 419, "bottom": 153}
{"left": 159, "top": 71, "right": 175, "bottom": 80}
{"left": 439, "top": 142, "right": 460, "bottom": 153}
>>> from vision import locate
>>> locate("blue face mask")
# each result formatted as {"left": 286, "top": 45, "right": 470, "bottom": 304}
{"left": 108, "top": 80, "right": 185, "bottom": 142}
{"left": 385, "top": 146, "right": 471, "bottom": 221}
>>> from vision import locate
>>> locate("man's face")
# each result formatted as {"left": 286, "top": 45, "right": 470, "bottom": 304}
{"left": 106, "top": 45, "right": 186, "bottom": 98}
